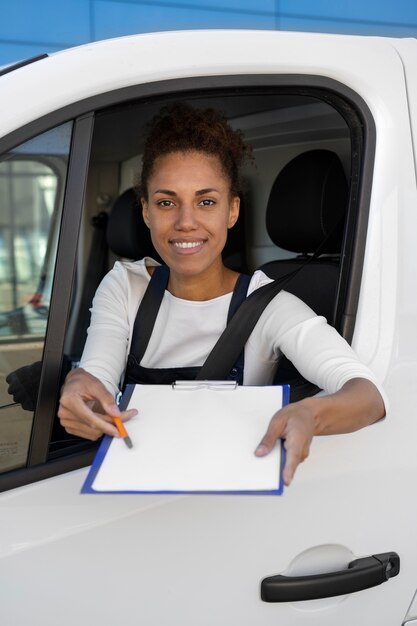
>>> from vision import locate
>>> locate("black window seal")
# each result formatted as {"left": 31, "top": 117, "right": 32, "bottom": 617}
{"left": 0, "top": 74, "right": 375, "bottom": 492}
{"left": 0, "top": 53, "right": 48, "bottom": 78}
{"left": 0, "top": 447, "right": 97, "bottom": 494}
{"left": 25, "top": 112, "right": 94, "bottom": 467}
{"left": 0, "top": 113, "right": 96, "bottom": 491}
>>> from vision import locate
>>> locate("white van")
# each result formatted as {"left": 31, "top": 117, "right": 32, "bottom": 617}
{"left": 1, "top": 30, "right": 417, "bottom": 626}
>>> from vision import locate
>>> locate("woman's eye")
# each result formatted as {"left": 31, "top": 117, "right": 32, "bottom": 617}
{"left": 157, "top": 200, "right": 174, "bottom": 207}
{"left": 199, "top": 199, "right": 215, "bottom": 206}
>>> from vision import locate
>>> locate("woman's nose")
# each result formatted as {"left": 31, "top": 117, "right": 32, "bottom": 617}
{"left": 174, "top": 203, "right": 198, "bottom": 230}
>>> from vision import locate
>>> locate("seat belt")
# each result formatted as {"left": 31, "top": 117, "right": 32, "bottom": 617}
{"left": 197, "top": 277, "right": 286, "bottom": 381}
{"left": 197, "top": 228, "right": 340, "bottom": 388}
{"left": 197, "top": 275, "right": 321, "bottom": 401}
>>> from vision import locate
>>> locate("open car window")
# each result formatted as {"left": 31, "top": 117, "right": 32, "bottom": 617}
{"left": 63, "top": 90, "right": 354, "bottom": 391}
{"left": 0, "top": 80, "right": 374, "bottom": 490}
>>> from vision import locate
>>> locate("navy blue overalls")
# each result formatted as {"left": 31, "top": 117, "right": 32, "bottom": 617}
{"left": 123, "top": 265, "right": 251, "bottom": 387}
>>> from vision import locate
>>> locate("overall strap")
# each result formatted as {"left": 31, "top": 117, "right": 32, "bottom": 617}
{"left": 227, "top": 273, "right": 251, "bottom": 323}
{"left": 130, "top": 265, "right": 169, "bottom": 364}
{"left": 225, "top": 273, "right": 251, "bottom": 383}
{"left": 129, "top": 267, "right": 250, "bottom": 366}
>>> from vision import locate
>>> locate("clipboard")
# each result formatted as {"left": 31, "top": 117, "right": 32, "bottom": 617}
{"left": 82, "top": 382, "right": 289, "bottom": 495}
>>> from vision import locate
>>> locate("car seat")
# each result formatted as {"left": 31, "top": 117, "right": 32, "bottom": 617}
{"left": 106, "top": 188, "right": 163, "bottom": 262}
{"left": 258, "top": 149, "right": 349, "bottom": 391}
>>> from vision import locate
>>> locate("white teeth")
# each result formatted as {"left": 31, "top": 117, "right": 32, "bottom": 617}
{"left": 173, "top": 241, "right": 202, "bottom": 248}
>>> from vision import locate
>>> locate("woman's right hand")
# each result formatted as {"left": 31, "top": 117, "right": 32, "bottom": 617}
{"left": 58, "top": 368, "right": 137, "bottom": 440}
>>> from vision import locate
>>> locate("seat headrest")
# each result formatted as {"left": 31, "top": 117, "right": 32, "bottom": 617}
{"left": 266, "top": 149, "right": 348, "bottom": 254}
{"left": 106, "top": 188, "right": 162, "bottom": 262}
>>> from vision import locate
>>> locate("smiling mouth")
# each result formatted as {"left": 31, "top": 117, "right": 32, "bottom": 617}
{"left": 172, "top": 241, "right": 204, "bottom": 249}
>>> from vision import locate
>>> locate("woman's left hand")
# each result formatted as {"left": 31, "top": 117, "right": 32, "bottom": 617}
{"left": 255, "top": 401, "right": 316, "bottom": 486}
{"left": 255, "top": 378, "right": 386, "bottom": 487}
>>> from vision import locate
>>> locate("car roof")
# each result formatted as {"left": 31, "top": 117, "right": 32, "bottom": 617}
{"left": 0, "top": 29, "right": 408, "bottom": 141}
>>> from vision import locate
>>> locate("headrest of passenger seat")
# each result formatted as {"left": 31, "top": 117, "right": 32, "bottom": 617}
{"left": 266, "top": 150, "right": 348, "bottom": 254}
{"left": 106, "top": 188, "right": 162, "bottom": 262}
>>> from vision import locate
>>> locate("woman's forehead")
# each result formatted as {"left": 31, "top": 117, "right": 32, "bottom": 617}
{"left": 149, "top": 151, "right": 229, "bottom": 184}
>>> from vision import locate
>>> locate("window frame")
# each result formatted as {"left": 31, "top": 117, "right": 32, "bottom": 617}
{"left": 0, "top": 74, "right": 376, "bottom": 493}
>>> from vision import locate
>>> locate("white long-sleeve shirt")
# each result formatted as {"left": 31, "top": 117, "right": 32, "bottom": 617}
{"left": 80, "top": 258, "right": 385, "bottom": 403}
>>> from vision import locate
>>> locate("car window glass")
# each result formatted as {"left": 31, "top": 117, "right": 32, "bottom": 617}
{"left": 0, "top": 122, "right": 72, "bottom": 473}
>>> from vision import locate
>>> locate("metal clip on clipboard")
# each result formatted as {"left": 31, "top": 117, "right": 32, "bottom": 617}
{"left": 172, "top": 380, "right": 238, "bottom": 391}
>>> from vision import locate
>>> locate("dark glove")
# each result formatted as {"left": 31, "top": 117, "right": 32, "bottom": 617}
{"left": 6, "top": 361, "right": 42, "bottom": 411}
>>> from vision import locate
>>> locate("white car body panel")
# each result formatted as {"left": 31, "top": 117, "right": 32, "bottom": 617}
{"left": 1, "top": 30, "right": 417, "bottom": 625}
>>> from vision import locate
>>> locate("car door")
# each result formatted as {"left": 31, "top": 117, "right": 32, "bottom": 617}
{"left": 1, "top": 31, "right": 417, "bottom": 626}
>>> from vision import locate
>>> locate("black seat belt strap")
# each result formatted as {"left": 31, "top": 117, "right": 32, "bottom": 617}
{"left": 197, "top": 218, "right": 347, "bottom": 381}
{"left": 197, "top": 278, "right": 286, "bottom": 380}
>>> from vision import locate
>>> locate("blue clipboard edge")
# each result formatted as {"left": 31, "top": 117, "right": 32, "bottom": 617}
{"left": 81, "top": 383, "right": 289, "bottom": 495}
{"left": 119, "top": 383, "right": 135, "bottom": 411}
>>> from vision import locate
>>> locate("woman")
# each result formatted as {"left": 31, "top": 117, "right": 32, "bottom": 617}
{"left": 59, "top": 104, "right": 386, "bottom": 486}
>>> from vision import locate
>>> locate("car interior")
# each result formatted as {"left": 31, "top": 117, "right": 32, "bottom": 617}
{"left": 65, "top": 90, "right": 352, "bottom": 391}
{"left": 1, "top": 86, "right": 363, "bottom": 469}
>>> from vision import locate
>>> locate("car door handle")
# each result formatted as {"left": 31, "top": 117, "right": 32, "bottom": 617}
{"left": 261, "top": 552, "right": 400, "bottom": 602}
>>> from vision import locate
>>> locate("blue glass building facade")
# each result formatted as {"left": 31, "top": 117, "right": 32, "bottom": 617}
{"left": 1, "top": 0, "right": 417, "bottom": 65}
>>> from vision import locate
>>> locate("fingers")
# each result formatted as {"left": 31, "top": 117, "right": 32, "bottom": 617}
{"left": 255, "top": 404, "right": 315, "bottom": 487}
{"left": 58, "top": 395, "right": 119, "bottom": 438}
{"left": 255, "top": 412, "right": 286, "bottom": 457}
{"left": 282, "top": 432, "right": 310, "bottom": 486}
{"left": 120, "top": 409, "right": 138, "bottom": 421}
{"left": 58, "top": 368, "right": 137, "bottom": 440}
{"left": 64, "top": 368, "right": 118, "bottom": 410}
{"left": 58, "top": 416, "right": 106, "bottom": 441}
{"left": 59, "top": 406, "right": 137, "bottom": 441}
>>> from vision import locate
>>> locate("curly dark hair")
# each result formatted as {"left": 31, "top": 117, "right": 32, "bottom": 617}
{"left": 137, "top": 103, "right": 252, "bottom": 200}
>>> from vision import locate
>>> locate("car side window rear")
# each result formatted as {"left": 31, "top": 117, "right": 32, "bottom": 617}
{"left": 0, "top": 122, "right": 72, "bottom": 473}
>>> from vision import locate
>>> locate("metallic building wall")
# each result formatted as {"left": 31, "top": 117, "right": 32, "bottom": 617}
{"left": 1, "top": 0, "right": 417, "bottom": 65}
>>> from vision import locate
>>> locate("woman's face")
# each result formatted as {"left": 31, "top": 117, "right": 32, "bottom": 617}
{"left": 141, "top": 151, "right": 240, "bottom": 280}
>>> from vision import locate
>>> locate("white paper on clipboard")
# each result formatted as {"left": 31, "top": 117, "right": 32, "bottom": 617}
{"left": 82, "top": 382, "right": 288, "bottom": 495}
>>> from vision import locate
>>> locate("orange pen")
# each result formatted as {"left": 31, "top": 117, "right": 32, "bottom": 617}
{"left": 112, "top": 416, "right": 133, "bottom": 449}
